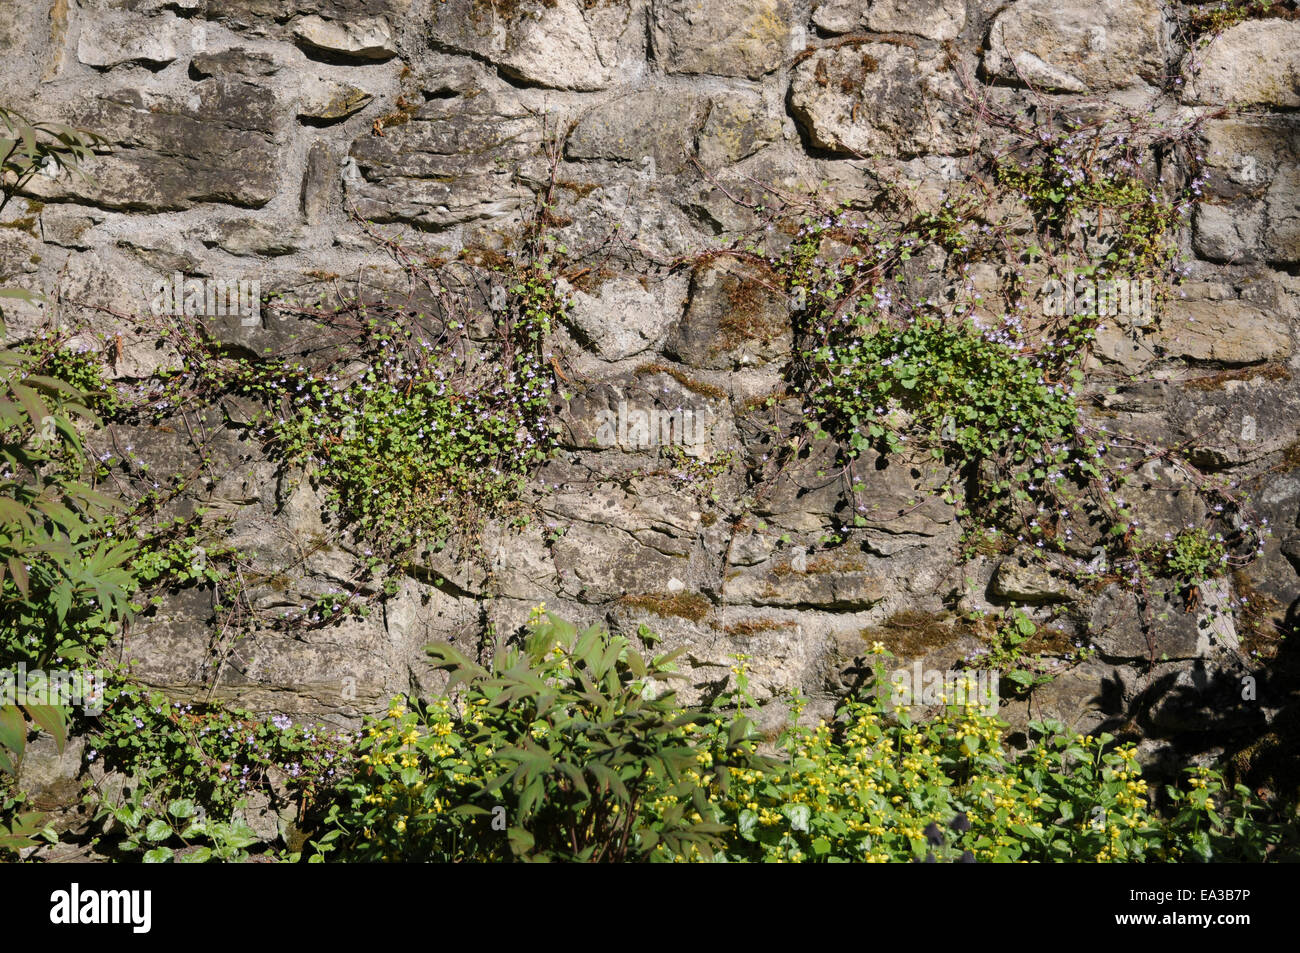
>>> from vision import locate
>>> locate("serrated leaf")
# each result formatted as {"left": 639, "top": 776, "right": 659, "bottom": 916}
{"left": 145, "top": 819, "right": 172, "bottom": 842}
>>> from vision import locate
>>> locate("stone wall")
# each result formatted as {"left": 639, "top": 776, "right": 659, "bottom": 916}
{"left": 2, "top": 0, "right": 1298, "bottom": 783}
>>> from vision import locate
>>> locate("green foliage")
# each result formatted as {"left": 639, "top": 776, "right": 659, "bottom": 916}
{"left": 140, "top": 249, "right": 565, "bottom": 575}
{"left": 781, "top": 202, "right": 1102, "bottom": 549}
{"left": 124, "top": 515, "right": 231, "bottom": 596}
{"left": 1185, "top": 0, "right": 1288, "bottom": 42}
{"left": 315, "top": 610, "right": 774, "bottom": 862}
{"left": 995, "top": 159, "right": 1180, "bottom": 277}
{"left": 967, "top": 608, "right": 1056, "bottom": 695}
{"left": 718, "top": 671, "right": 1287, "bottom": 862}
{"left": 0, "top": 692, "right": 68, "bottom": 777}
{"left": 1, "top": 113, "right": 131, "bottom": 669}
{"left": 0, "top": 110, "right": 126, "bottom": 856}
{"left": 86, "top": 684, "right": 353, "bottom": 833}
{"left": 764, "top": 104, "right": 1260, "bottom": 632}
{"left": 810, "top": 312, "right": 1084, "bottom": 468}
{"left": 15, "top": 333, "right": 120, "bottom": 418}
{"left": 0, "top": 789, "right": 57, "bottom": 854}
{"left": 0, "top": 300, "right": 134, "bottom": 857}
{"left": 2, "top": 92, "right": 1285, "bottom": 867}
{"left": 0, "top": 115, "right": 567, "bottom": 856}
{"left": 81, "top": 683, "right": 355, "bottom": 861}
{"left": 90, "top": 787, "right": 261, "bottom": 863}
{"left": 1, "top": 696, "right": 68, "bottom": 854}
{"left": 0, "top": 344, "right": 136, "bottom": 668}
{"left": 0, "top": 106, "right": 107, "bottom": 217}
{"left": 1156, "top": 528, "right": 1229, "bottom": 587}
{"left": 314, "top": 621, "right": 1295, "bottom": 862}
{"left": 269, "top": 333, "right": 551, "bottom": 558}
